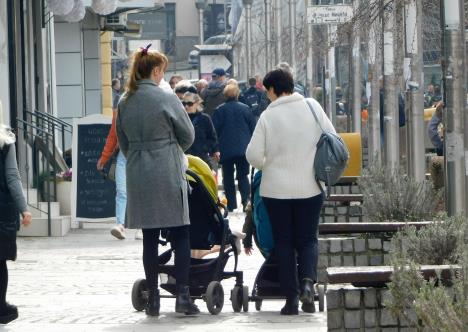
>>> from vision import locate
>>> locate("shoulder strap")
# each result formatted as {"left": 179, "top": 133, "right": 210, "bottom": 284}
{"left": 305, "top": 99, "right": 324, "bottom": 133}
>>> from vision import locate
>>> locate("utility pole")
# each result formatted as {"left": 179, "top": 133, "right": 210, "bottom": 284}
{"left": 265, "top": 0, "right": 272, "bottom": 73}
{"left": 352, "top": 0, "right": 362, "bottom": 134}
{"left": 307, "top": 19, "right": 314, "bottom": 96}
{"left": 288, "top": 0, "right": 297, "bottom": 76}
{"left": 405, "top": 0, "right": 425, "bottom": 182}
{"left": 195, "top": 0, "right": 208, "bottom": 44}
{"left": 368, "top": 1, "right": 381, "bottom": 165}
{"left": 243, "top": 0, "right": 253, "bottom": 78}
{"left": 274, "top": 0, "right": 282, "bottom": 64}
{"left": 382, "top": 0, "right": 399, "bottom": 169}
{"left": 442, "top": 0, "right": 467, "bottom": 216}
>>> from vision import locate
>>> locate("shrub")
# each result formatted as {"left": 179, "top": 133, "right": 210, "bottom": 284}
{"left": 358, "top": 163, "right": 441, "bottom": 222}
{"left": 386, "top": 216, "right": 468, "bottom": 332}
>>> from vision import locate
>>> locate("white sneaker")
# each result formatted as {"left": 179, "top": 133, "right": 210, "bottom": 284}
{"left": 111, "top": 225, "right": 126, "bottom": 240}
{"left": 135, "top": 229, "right": 143, "bottom": 240}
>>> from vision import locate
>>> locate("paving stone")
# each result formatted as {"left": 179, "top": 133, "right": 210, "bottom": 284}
{"left": 380, "top": 289, "right": 393, "bottom": 306}
{"left": 354, "top": 239, "right": 366, "bottom": 252}
{"left": 343, "top": 255, "right": 355, "bottom": 267}
{"left": 364, "top": 309, "right": 377, "bottom": 327}
{"left": 351, "top": 185, "right": 360, "bottom": 194}
{"left": 337, "top": 206, "right": 348, "bottom": 215}
{"left": 349, "top": 216, "right": 360, "bottom": 223}
{"left": 318, "top": 255, "right": 329, "bottom": 268}
{"left": 342, "top": 186, "right": 350, "bottom": 194}
{"left": 326, "top": 289, "right": 343, "bottom": 310}
{"left": 344, "top": 310, "right": 362, "bottom": 329}
{"left": 380, "top": 308, "right": 398, "bottom": 326}
{"left": 368, "top": 239, "right": 382, "bottom": 250}
{"left": 383, "top": 254, "right": 391, "bottom": 265}
{"left": 383, "top": 240, "right": 392, "bottom": 252}
{"left": 399, "top": 328, "right": 418, "bottom": 332}
{"left": 349, "top": 205, "right": 362, "bottom": 216}
{"left": 342, "top": 239, "right": 354, "bottom": 252}
{"left": 364, "top": 328, "right": 378, "bottom": 332}
{"left": 345, "top": 289, "right": 362, "bottom": 309}
{"left": 381, "top": 328, "right": 399, "bottom": 332}
{"left": 337, "top": 215, "right": 347, "bottom": 223}
{"left": 369, "top": 255, "right": 383, "bottom": 266}
{"left": 327, "top": 309, "right": 343, "bottom": 329}
{"left": 330, "top": 240, "right": 342, "bottom": 253}
{"left": 325, "top": 216, "right": 336, "bottom": 223}
{"left": 364, "top": 288, "right": 378, "bottom": 308}
{"left": 318, "top": 239, "right": 329, "bottom": 254}
{"left": 356, "top": 255, "right": 369, "bottom": 266}
{"left": 330, "top": 255, "right": 342, "bottom": 267}
{"left": 399, "top": 309, "right": 417, "bottom": 327}
{"left": 324, "top": 207, "right": 335, "bottom": 215}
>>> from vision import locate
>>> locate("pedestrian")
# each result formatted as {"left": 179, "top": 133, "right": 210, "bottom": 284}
{"left": 97, "top": 79, "right": 144, "bottom": 240}
{"left": 428, "top": 101, "right": 444, "bottom": 156}
{"left": 195, "top": 79, "right": 208, "bottom": 94}
{"left": 174, "top": 80, "right": 198, "bottom": 100}
{"left": 239, "top": 77, "right": 268, "bottom": 118}
{"left": 0, "top": 101, "right": 32, "bottom": 324}
{"left": 169, "top": 74, "right": 183, "bottom": 90}
{"left": 212, "top": 83, "right": 256, "bottom": 212}
{"left": 182, "top": 91, "right": 220, "bottom": 168}
{"left": 116, "top": 45, "right": 199, "bottom": 316}
{"left": 200, "top": 68, "right": 227, "bottom": 117}
{"left": 246, "top": 68, "right": 337, "bottom": 315}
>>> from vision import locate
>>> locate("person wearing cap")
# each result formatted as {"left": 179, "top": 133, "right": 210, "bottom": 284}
{"left": 200, "top": 68, "right": 228, "bottom": 117}
{"left": 174, "top": 80, "right": 198, "bottom": 100}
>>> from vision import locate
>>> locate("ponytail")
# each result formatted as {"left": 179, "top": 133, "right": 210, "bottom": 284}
{"left": 124, "top": 48, "right": 168, "bottom": 99}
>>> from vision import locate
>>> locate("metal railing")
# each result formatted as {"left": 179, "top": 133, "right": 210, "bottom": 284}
{"left": 17, "top": 110, "right": 73, "bottom": 236}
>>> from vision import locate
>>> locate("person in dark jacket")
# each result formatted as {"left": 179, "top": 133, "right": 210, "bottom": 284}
{"left": 182, "top": 91, "right": 220, "bottom": 167}
{"left": 200, "top": 68, "right": 228, "bottom": 117}
{"left": 212, "top": 83, "right": 256, "bottom": 212}
{"left": 0, "top": 102, "right": 32, "bottom": 324}
{"left": 239, "top": 77, "right": 268, "bottom": 118}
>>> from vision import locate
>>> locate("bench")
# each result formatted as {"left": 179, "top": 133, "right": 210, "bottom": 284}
{"left": 318, "top": 221, "right": 433, "bottom": 235}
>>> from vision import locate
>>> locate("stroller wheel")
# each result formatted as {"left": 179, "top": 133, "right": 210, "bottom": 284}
{"left": 205, "top": 281, "right": 224, "bottom": 315}
{"left": 317, "top": 284, "right": 325, "bottom": 312}
{"left": 230, "top": 286, "right": 242, "bottom": 312}
{"left": 242, "top": 285, "right": 249, "bottom": 312}
{"left": 255, "top": 299, "right": 262, "bottom": 311}
{"left": 131, "top": 278, "right": 148, "bottom": 311}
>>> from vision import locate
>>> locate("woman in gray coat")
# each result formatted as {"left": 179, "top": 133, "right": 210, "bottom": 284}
{"left": 116, "top": 46, "right": 198, "bottom": 316}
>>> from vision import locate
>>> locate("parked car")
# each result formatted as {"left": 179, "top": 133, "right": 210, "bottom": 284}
{"left": 187, "top": 34, "right": 232, "bottom": 69}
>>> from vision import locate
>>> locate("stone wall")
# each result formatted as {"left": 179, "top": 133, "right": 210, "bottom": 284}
{"left": 327, "top": 286, "right": 417, "bottom": 331}
{"left": 321, "top": 184, "right": 364, "bottom": 223}
{"left": 318, "top": 237, "right": 392, "bottom": 282}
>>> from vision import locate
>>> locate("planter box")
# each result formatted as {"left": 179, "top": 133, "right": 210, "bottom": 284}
{"left": 56, "top": 181, "right": 72, "bottom": 215}
{"left": 18, "top": 216, "right": 70, "bottom": 237}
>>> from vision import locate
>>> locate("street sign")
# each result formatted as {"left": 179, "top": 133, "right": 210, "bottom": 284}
{"left": 307, "top": 5, "right": 353, "bottom": 25}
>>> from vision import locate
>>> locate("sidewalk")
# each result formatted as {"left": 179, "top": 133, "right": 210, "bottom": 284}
{"left": 4, "top": 211, "right": 326, "bottom": 332}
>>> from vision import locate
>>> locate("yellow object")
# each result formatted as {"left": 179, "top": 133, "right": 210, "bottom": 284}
{"left": 101, "top": 32, "right": 113, "bottom": 117}
{"left": 339, "top": 133, "right": 362, "bottom": 177}
{"left": 187, "top": 155, "right": 218, "bottom": 202}
{"left": 424, "top": 107, "right": 436, "bottom": 122}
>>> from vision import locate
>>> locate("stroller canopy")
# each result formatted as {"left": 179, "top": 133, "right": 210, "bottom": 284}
{"left": 187, "top": 155, "right": 218, "bottom": 203}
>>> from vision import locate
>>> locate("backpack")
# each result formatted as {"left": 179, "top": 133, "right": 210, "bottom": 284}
{"left": 305, "top": 99, "right": 349, "bottom": 197}
{"left": 243, "top": 89, "right": 268, "bottom": 117}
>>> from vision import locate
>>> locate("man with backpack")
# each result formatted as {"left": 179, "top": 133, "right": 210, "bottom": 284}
{"left": 240, "top": 77, "right": 268, "bottom": 118}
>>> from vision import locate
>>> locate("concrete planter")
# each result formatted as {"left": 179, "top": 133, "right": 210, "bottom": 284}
{"left": 56, "top": 180, "right": 72, "bottom": 215}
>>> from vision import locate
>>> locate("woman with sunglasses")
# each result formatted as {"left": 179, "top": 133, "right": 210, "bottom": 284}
{"left": 182, "top": 92, "right": 220, "bottom": 168}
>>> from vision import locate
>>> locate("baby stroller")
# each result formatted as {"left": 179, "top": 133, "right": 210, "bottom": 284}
{"left": 246, "top": 169, "right": 325, "bottom": 312}
{"left": 131, "top": 155, "right": 246, "bottom": 315}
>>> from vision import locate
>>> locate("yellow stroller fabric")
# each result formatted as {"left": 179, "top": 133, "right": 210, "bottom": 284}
{"left": 187, "top": 155, "right": 218, "bottom": 203}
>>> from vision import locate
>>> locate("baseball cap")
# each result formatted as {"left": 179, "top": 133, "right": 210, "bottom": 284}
{"left": 212, "top": 68, "right": 226, "bottom": 77}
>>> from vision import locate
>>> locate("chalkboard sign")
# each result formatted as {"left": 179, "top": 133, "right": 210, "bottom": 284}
{"left": 72, "top": 115, "right": 116, "bottom": 221}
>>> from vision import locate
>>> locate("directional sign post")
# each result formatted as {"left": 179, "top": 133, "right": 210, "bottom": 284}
{"left": 307, "top": 5, "right": 353, "bottom": 25}
{"left": 196, "top": 44, "right": 233, "bottom": 81}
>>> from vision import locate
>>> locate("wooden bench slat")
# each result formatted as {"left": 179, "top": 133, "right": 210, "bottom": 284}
{"left": 318, "top": 222, "right": 434, "bottom": 235}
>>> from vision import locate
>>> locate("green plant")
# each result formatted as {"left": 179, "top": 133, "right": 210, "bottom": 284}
{"left": 358, "top": 163, "right": 441, "bottom": 222}
{"left": 386, "top": 216, "right": 468, "bottom": 332}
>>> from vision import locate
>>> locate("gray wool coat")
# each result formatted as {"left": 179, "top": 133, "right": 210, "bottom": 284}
{"left": 116, "top": 79, "right": 195, "bottom": 229}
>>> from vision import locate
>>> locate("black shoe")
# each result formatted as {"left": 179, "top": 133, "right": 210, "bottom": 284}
{"left": 301, "top": 302, "right": 316, "bottom": 313}
{"left": 145, "top": 288, "right": 160, "bottom": 316}
{"left": 299, "top": 278, "right": 315, "bottom": 304}
{"left": 175, "top": 286, "right": 200, "bottom": 315}
{"left": 280, "top": 296, "right": 299, "bottom": 315}
{"left": 0, "top": 303, "right": 18, "bottom": 324}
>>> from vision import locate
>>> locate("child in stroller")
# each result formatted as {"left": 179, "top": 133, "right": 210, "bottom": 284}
{"left": 242, "top": 170, "right": 325, "bottom": 313}
{"left": 131, "top": 155, "right": 247, "bottom": 315}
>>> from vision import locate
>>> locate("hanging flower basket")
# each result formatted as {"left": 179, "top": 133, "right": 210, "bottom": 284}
{"left": 91, "top": 0, "right": 117, "bottom": 15}
{"left": 47, "top": 0, "right": 74, "bottom": 16}
{"left": 63, "top": 0, "right": 85, "bottom": 23}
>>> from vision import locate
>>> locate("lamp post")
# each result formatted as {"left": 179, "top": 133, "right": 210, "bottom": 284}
{"left": 195, "top": 0, "right": 208, "bottom": 44}
{"left": 243, "top": 0, "right": 254, "bottom": 78}
{"left": 265, "top": 0, "right": 272, "bottom": 73}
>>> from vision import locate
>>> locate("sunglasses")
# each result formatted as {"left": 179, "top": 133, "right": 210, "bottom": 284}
{"left": 182, "top": 101, "right": 195, "bottom": 107}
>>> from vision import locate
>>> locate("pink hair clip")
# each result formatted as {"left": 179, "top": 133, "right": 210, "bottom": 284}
{"left": 140, "top": 44, "right": 152, "bottom": 55}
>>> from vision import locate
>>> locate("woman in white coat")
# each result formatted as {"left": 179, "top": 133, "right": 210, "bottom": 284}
{"left": 246, "top": 69, "right": 337, "bottom": 315}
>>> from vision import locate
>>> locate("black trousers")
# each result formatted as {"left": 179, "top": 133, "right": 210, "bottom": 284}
{"left": 263, "top": 194, "right": 324, "bottom": 298}
{"left": 221, "top": 156, "right": 250, "bottom": 210}
{"left": 142, "top": 226, "right": 190, "bottom": 290}
{"left": 0, "top": 260, "right": 7, "bottom": 306}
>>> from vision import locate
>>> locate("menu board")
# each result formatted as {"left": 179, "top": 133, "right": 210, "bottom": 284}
{"left": 72, "top": 115, "right": 116, "bottom": 221}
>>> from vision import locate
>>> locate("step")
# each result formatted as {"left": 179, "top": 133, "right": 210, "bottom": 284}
{"left": 18, "top": 215, "right": 71, "bottom": 237}
{"left": 29, "top": 202, "right": 60, "bottom": 218}
{"left": 23, "top": 188, "right": 38, "bottom": 205}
